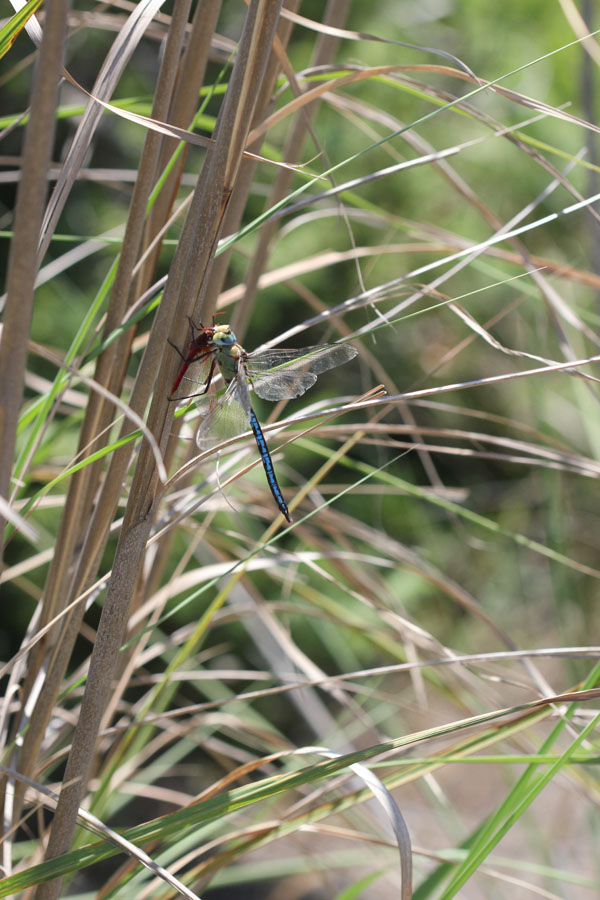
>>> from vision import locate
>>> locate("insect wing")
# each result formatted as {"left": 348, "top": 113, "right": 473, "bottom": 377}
{"left": 170, "top": 350, "right": 215, "bottom": 403}
{"left": 244, "top": 345, "right": 323, "bottom": 372}
{"left": 253, "top": 370, "right": 317, "bottom": 400}
{"left": 195, "top": 375, "right": 251, "bottom": 450}
{"left": 247, "top": 343, "right": 357, "bottom": 401}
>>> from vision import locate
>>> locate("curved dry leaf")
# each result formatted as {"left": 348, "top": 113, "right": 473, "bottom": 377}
{"left": 293, "top": 745, "right": 412, "bottom": 900}
{"left": 60, "top": 78, "right": 304, "bottom": 170}
{"left": 281, "top": 7, "right": 477, "bottom": 80}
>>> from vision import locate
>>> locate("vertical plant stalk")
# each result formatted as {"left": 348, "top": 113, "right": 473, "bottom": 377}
{"left": 12, "top": 0, "right": 193, "bottom": 832}
{"left": 34, "top": 3, "right": 284, "bottom": 897}
{"left": 0, "top": 0, "right": 68, "bottom": 866}
{"left": 0, "top": 0, "right": 68, "bottom": 558}
{"left": 124, "top": 0, "right": 223, "bottom": 556}
{"left": 88, "top": 2, "right": 225, "bottom": 740}
{"left": 107, "top": 0, "right": 296, "bottom": 739}
{"left": 203, "top": 0, "right": 302, "bottom": 324}
{"left": 156, "top": 0, "right": 300, "bottom": 523}
{"left": 137, "top": 0, "right": 222, "bottom": 298}
{"left": 232, "top": 0, "right": 351, "bottom": 338}
{"left": 41, "top": 0, "right": 194, "bottom": 648}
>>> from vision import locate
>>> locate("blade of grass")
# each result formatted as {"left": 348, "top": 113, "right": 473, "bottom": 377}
{"left": 0, "top": 0, "right": 45, "bottom": 60}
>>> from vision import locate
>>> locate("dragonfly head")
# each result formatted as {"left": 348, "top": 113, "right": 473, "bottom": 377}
{"left": 212, "top": 323, "right": 237, "bottom": 347}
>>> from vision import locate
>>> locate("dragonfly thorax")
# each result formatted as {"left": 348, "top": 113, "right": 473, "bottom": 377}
{"left": 211, "top": 325, "right": 247, "bottom": 385}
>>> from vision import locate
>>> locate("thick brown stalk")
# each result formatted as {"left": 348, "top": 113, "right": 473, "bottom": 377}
{"left": 232, "top": 0, "right": 351, "bottom": 338}
{"left": 0, "top": 0, "right": 68, "bottom": 559}
{"left": 0, "top": 0, "right": 69, "bottom": 852}
{"left": 34, "top": 3, "right": 284, "bottom": 896}
{"left": 203, "top": 0, "right": 302, "bottom": 331}
{"left": 136, "top": 0, "right": 222, "bottom": 297}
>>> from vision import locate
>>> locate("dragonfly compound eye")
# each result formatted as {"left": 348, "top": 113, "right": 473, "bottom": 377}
{"left": 213, "top": 324, "right": 237, "bottom": 346}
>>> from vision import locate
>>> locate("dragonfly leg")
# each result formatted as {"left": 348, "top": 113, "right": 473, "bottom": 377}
{"left": 187, "top": 314, "right": 209, "bottom": 333}
{"left": 169, "top": 316, "right": 205, "bottom": 359}
{"left": 167, "top": 336, "right": 187, "bottom": 363}
{"left": 169, "top": 355, "right": 218, "bottom": 402}
{"left": 245, "top": 370, "right": 258, "bottom": 395}
{"left": 202, "top": 357, "right": 217, "bottom": 396}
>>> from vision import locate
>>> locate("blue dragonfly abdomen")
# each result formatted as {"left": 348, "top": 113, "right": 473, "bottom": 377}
{"left": 248, "top": 407, "right": 291, "bottom": 522}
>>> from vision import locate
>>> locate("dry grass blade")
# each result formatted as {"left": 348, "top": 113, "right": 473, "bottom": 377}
{"left": 0, "top": 494, "right": 38, "bottom": 542}
{"left": 280, "top": 7, "right": 477, "bottom": 78}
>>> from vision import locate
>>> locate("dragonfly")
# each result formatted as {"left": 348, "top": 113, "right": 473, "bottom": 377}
{"left": 170, "top": 322, "right": 358, "bottom": 522}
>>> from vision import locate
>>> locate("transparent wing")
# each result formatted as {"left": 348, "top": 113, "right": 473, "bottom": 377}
{"left": 248, "top": 343, "right": 357, "bottom": 401}
{"left": 247, "top": 343, "right": 357, "bottom": 373}
{"left": 195, "top": 374, "right": 252, "bottom": 450}
{"left": 251, "top": 370, "right": 317, "bottom": 401}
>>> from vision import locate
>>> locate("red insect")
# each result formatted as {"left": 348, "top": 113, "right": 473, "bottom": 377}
{"left": 168, "top": 315, "right": 223, "bottom": 399}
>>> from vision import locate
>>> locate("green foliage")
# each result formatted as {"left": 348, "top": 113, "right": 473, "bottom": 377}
{"left": 1, "top": 3, "right": 599, "bottom": 899}
{"left": 0, "top": 0, "right": 44, "bottom": 61}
